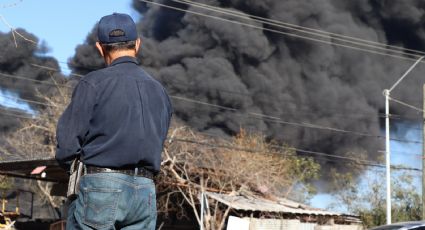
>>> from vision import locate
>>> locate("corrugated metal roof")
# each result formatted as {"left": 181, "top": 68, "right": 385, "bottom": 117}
{"left": 205, "top": 192, "right": 358, "bottom": 218}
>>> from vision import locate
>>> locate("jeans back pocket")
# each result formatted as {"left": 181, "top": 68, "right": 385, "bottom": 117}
{"left": 82, "top": 188, "right": 122, "bottom": 229}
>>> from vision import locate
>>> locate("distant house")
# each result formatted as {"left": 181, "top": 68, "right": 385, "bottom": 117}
{"left": 203, "top": 192, "right": 363, "bottom": 230}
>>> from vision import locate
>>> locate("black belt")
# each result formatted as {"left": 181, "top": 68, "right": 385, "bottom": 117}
{"left": 85, "top": 166, "right": 154, "bottom": 180}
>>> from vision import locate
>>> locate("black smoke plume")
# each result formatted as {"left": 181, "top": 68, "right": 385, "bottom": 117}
{"left": 70, "top": 0, "right": 425, "bottom": 182}
{"left": 0, "top": 29, "right": 64, "bottom": 132}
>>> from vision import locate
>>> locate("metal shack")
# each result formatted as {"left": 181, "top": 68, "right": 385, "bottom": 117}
{"left": 203, "top": 192, "right": 363, "bottom": 230}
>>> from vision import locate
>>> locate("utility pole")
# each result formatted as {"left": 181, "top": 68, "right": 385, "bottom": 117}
{"left": 423, "top": 84, "right": 425, "bottom": 220}
{"left": 384, "top": 55, "right": 425, "bottom": 225}
{"left": 384, "top": 89, "right": 391, "bottom": 224}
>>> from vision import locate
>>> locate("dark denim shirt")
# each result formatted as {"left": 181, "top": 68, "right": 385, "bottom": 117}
{"left": 55, "top": 56, "right": 172, "bottom": 174}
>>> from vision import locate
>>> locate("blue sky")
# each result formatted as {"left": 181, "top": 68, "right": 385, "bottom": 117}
{"left": 0, "top": 89, "right": 33, "bottom": 112}
{"left": 0, "top": 0, "right": 136, "bottom": 73}
{"left": 311, "top": 126, "right": 423, "bottom": 212}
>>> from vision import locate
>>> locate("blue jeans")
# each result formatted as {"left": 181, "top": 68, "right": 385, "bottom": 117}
{"left": 66, "top": 173, "right": 156, "bottom": 230}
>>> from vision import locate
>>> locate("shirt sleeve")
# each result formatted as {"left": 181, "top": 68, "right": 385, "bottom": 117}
{"left": 55, "top": 80, "right": 96, "bottom": 168}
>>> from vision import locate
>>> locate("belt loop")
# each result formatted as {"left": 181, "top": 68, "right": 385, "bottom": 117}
{"left": 134, "top": 167, "right": 139, "bottom": 176}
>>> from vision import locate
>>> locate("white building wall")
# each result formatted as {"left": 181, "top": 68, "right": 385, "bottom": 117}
{"left": 315, "top": 226, "right": 363, "bottom": 230}
{"left": 226, "top": 216, "right": 363, "bottom": 230}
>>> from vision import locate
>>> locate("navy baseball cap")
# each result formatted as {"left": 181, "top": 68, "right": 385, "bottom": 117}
{"left": 97, "top": 13, "right": 138, "bottom": 44}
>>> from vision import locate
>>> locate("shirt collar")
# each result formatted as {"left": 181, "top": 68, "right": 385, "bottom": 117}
{"left": 110, "top": 56, "right": 139, "bottom": 66}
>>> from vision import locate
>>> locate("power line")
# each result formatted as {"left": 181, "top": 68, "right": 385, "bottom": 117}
{"left": 0, "top": 94, "right": 57, "bottom": 107}
{"left": 0, "top": 72, "right": 69, "bottom": 88}
{"left": 165, "top": 80, "right": 422, "bottom": 121}
{"left": 169, "top": 137, "right": 421, "bottom": 172}
{"left": 197, "top": 126, "right": 423, "bottom": 157}
{"left": 30, "top": 61, "right": 424, "bottom": 122}
{"left": 0, "top": 68, "right": 422, "bottom": 144}
{"left": 0, "top": 102, "right": 57, "bottom": 119}
{"left": 2, "top": 63, "right": 422, "bottom": 146}
{"left": 38, "top": 62, "right": 422, "bottom": 123}
{"left": 170, "top": 95, "right": 423, "bottom": 144}
{"left": 60, "top": 62, "right": 102, "bottom": 72}
{"left": 169, "top": 137, "right": 377, "bottom": 165}
{"left": 29, "top": 63, "right": 83, "bottom": 78}
{"left": 379, "top": 150, "right": 422, "bottom": 157}
{"left": 0, "top": 108, "right": 420, "bottom": 172}
{"left": 174, "top": 0, "right": 425, "bottom": 59}
{"left": 2, "top": 91, "right": 420, "bottom": 146}
{"left": 0, "top": 111, "right": 35, "bottom": 120}
{"left": 389, "top": 96, "right": 424, "bottom": 113}
{"left": 0, "top": 101, "right": 32, "bottom": 111}
{"left": 140, "top": 0, "right": 425, "bottom": 62}
{"left": 0, "top": 107, "right": 37, "bottom": 120}
{"left": 0, "top": 73, "right": 421, "bottom": 169}
{"left": 177, "top": 0, "right": 425, "bottom": 57}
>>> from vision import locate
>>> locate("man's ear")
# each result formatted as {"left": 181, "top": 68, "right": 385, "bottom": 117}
{"left": 135, "top": 38, "right": 141, "bottom": 53}
{"left": 95, "top": 42, "right": 104, "bottom": 57}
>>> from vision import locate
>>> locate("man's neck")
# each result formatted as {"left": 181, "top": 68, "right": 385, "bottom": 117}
{"left": 105, "top": 50, "right": 136, "bottom": 65}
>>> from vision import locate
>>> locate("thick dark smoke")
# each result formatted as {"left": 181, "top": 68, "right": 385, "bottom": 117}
{"left": 0, "top": 29, "right": 64, "bottom": 132}
{"left": 70, "top": 0, "right": 425, "bottom": 181}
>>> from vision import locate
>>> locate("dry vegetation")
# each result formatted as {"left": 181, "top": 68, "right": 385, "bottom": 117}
{"left": 2, "top": 84, "right": 320, "bottom": 229}
{"left": 159, "top": 126, "right": 319, "bottom": 229}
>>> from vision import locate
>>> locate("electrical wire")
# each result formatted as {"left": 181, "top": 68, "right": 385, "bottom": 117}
{"left": 0, "top": 72, "right": 69, "bottom": 88}
{"left": 0, "top": 107, "right": 37, "bottom": 120}
{"left": 0, "top": 107, "right": 420, "bottom": 173}
{"left": 378, "top": 149, "right": 422, "bottom": 157}
{"left": 30, "top": 60, "right": 424, "bottom": 122}
{"left": 389, "top": 97, "right": 424, "bottom": 113}
{"left": 0, "top": 78, "right": 421, "bottom": 144}
{"left": 37, "top": 63, "right": 422, "bottom": 123}
{"left": 177, "top": 0, "right": 425, "bottom": 57}
{"left": 169, "top": 137, "right": 378, "bottom": 165}
{"left": 174, "top": 0, "right": 425, "bottom": 58}
{"left": 139, "top": 0, "right": 425, "bottom": 62}
{"left": 29, "top": 63, "right": 83, "bottom": 78}
{"left": 198, "top": 128, "right": 423, "bottom": 157}
{"left": 170, "top": 96, "right": 423, "bottom": 144}
{"left": 0, "top": 111, "right": 35, "bottom": 119}
{"left": 0, "top": 68, "right": 422, "bottom": 145}
{"left": 169, "top": 137, "right": 421, "bottom": 172}
{"left": 165, "top": 80, "right": 422, "bottom": 121}
{"left": 0, "top": 94, "right": 57, "bottom": 107}
{"left": 0, "top": 104, "right": 55, "bottom": 119}
{"left": 0, "top": 75, "right": 421, "bottom": 169}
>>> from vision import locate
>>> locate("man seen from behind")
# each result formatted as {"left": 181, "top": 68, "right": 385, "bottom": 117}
{"left": 55, "top": 13, "right": 172, "bottom": 230}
